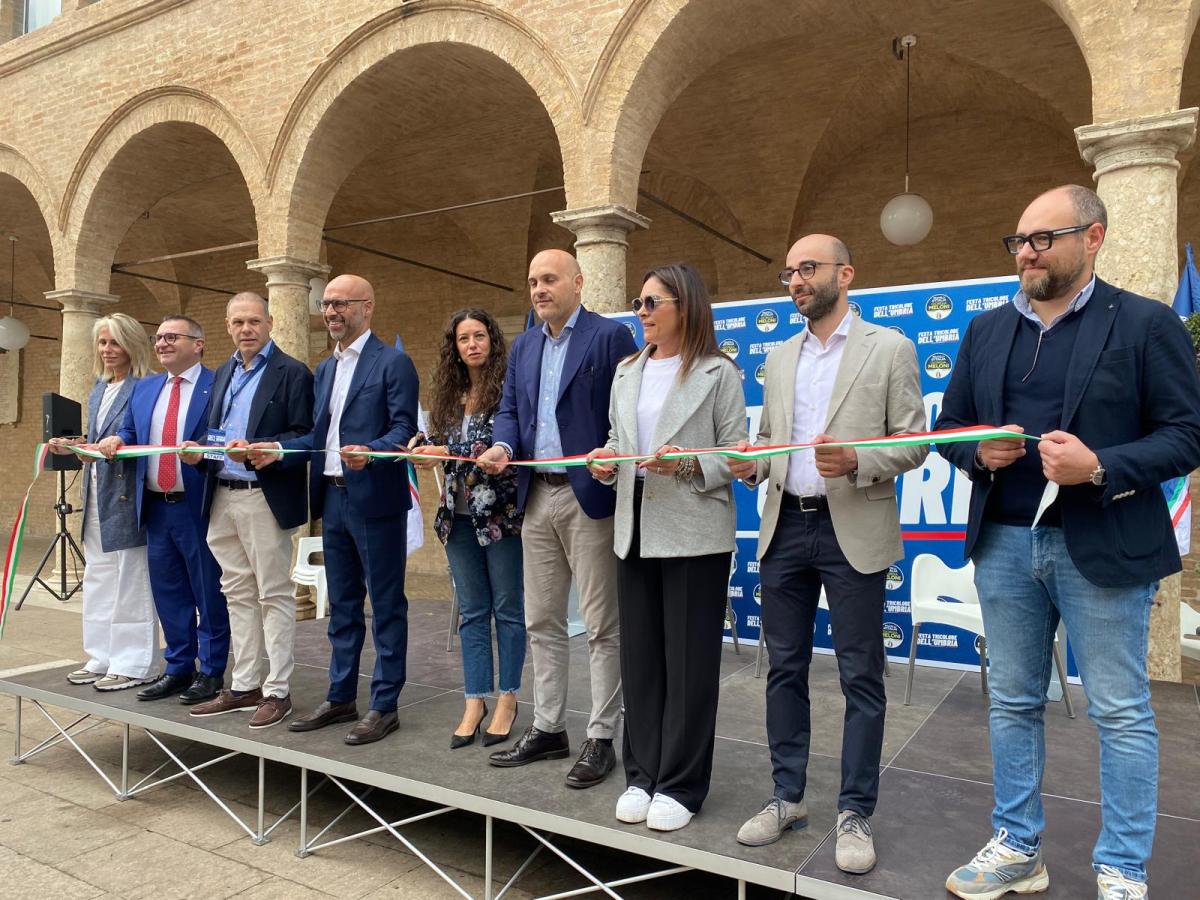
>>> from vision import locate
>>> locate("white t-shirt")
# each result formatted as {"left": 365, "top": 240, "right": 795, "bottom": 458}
{"left": 636, "top": 355, "right": 682, "bottom": 474}
{"left": 92, "top": 380, "right": 124, "bottom": 489}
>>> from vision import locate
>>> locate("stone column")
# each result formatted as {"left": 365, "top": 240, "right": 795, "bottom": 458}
{"left": 46, "top": 288, "right": 118, "bottom": 414}
{"left": 1077, "top": 108, "right": 1198, "bottom": 682}
{"left": 551, "top": 204, "right": 650, "bottom": 313}
{"left": 245, "top": 256, "right": 329, "bottom": 621}
{"left": 245, "top": 255, "right": 329, "bottom": 365}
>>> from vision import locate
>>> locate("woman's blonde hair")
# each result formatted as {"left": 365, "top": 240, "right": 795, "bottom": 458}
{"left": 92, "top": 312, "right": 154, "bottom": 381}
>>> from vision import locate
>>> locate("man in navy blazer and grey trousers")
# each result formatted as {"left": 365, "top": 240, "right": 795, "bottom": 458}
{"left": 939, "top": 186, "right": 1200, "bottom": 900}
{"left": 250, "top": 274, "right": 418, "bottom": 746}
{"left": 181, "top": 292, "right": 313, "bottom": 730}
{"left": 479, "top": 249, "right": 638, "bottom": 788}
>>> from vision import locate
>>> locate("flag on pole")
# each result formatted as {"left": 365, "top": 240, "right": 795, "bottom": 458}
{"left": 396, "top": 333, "right": 425, "bottom": 556}
{"left": 1172, "top": 242, "right": 1200, "bottom": 318}
{"left": 1162, "top": 476, "right": 1191, "bottom": 556}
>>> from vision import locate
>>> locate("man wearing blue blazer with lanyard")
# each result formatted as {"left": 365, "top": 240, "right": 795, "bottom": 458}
{"left": 250, "top": 273, "right": 419, "bottom": 746}
{"left": 180, "top": 292, "right": 313, "bottom": 730}
{"left": 479, "top": 249, "right": 638, "bottom": 788}
{"left": 97, "top": 315, "right": 229, "bottom": 704}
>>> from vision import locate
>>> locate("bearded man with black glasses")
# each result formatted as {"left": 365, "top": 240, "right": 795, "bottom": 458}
{"left": 937, "top": 185, "right": 1200, "bottom": 900}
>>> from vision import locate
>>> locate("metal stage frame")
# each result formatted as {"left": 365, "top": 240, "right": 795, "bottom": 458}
{"left": 3, "top": 670, "right": 863, "bottom": 900}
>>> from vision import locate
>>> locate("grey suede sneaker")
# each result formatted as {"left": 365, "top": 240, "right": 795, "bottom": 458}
{"left": 735, "top": 797, "right": 808, "bottom": 847}
{"left": 945, "top": 830, "right": 1049, "bottom": 899}
{"left": 1096, "top": 865, "right": 1147, "bottom": 900}
{"left": 835, "top": 810, "right": 876, "bottom": 874}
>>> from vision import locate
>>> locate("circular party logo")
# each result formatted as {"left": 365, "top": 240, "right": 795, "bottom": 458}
{"left": 925, "top": 294, "right": 953, "bottom": 320}
{"left": 848, "top": 300, "right": 862, "bottom": 317}
{"left": 925, "top": 352, "right": 953, "bottom": 379}
{"left": 755, "top": 362, "right": 767, "bottom": 385}
{"left": 753, "top": 583, "right": 762, "bottom": 605}
{"left": 882, "top": 622, "right": 904, "bottom": 649}
{"left": 756, "top": 309, "right": 779, "bottom": 332}
{"left": 719, "top": 338, "right": 740, "bottom": 359}
{"left": 885, "top": 565, "right": 904, "bottom": 591}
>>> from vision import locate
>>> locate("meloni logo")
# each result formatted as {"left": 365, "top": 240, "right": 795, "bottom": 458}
{"left": 925, "top": 294, "right": 953, "bottom": 320}
{"left": 882, "top": 622, "right": 904, "bottom": 649}
{"left": 754, "top": 362, "right": 767, "bottom": 385}
{"left": 719, "top": 338, "right": 740, "bottom": 359}
{"left": 925, "top": 352, "right": 953, "bottom": 379}
{"left": 848, "top": 300, "right": 862, "bottom": 317}
{"left": 885, "top": 565, "right": 904, "bottom": 591}
{"left": 756, "top": 309, "right": 779, "bottom": 332}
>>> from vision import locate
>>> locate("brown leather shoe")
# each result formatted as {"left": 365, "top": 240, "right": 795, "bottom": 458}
{"left": 287, "top": 700, "right": 358, "bottom": 733}
{"left": 249, "top": 695, "right": 292, "bottom": 729}
{"left": 344, "top": 709, "right": 399, "bottom": 745}
{"left": 190, "top": 688, "right": 262, "bottom": 717}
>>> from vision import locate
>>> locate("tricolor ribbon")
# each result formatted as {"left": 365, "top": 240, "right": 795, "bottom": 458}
{"left": 0, "top": 425, "right": 1026, "bottom": 637}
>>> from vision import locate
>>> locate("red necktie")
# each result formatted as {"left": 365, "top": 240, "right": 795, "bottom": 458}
{"left": 156, "top": 375, "right": 182, "bottom": 492}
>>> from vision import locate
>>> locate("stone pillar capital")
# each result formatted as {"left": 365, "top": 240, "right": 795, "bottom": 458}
{"left": 1075, "top": 108, "right": 1198, "bottom": 177}
{"left": 246, "top": 256, "right": 330, "bottom": 290}
{"left": 551, "top": 204, "right": 650, "bottom": 248}
{"left": 45, "top": 288, "right": 119, "bottom": 316}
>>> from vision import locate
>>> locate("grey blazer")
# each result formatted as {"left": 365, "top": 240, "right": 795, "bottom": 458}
{"left": 749, "top": 314, "right": 927, "bottom": 572}
{"left": 604, "top": 349, "right": 747, "bottom": 559}
{"left": 81, "top": 376, "right": 145, "bottom": 552}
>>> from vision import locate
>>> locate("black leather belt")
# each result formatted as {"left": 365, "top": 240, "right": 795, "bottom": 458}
{"left": 781, "top": 493, "right": 828, "bottom": 513}
{"left": 146, "top": 490, "right": 186, "bottom": 504}
{"left": 216, "top": 478, "right": 260, "bottom": 490}
{"left": 535, "top": 472, "right": 570, "bottom": 487}
{"left": 325, "top": 475, "right": 347, "bottom": 488}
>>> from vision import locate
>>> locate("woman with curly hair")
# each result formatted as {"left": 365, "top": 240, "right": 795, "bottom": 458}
{"left": 411, "top": 308, "right": 525, "bottom": 749}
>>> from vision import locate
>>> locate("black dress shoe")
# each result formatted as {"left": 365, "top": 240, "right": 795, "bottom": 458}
{"left": 565, "top": 738, "right": 615, "bottom": 789}
{"left": 137, "top": 672, "right": 194, "bottom": 701}
{"left": 345, "top": 709, "right": 399, "bottom": 745}
{"left": 450, "top": 702, "right": 487, "bottom": 750}
{"left": 179, "top": 673, "right": 223, "bottom": 705}
{"left": 489, "top": 725, "right": 570, "bottom": 767}
{"left": 287, "top": 700, "right": 359, "bottom": 733}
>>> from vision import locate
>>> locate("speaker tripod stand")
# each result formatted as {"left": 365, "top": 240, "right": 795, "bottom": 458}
{"left": 15, "top": 469, "right": 85, "bottom": 609}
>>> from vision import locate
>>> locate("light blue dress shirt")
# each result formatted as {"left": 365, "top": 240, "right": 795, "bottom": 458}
{"left": 1012, "top": 275, "right": 1096, "bottom": 333}
{"left": 217, "top": 340, "right": 273, "bottom": 482}
{"left": 532, "top": 305, "right": 582, "bottom": 474}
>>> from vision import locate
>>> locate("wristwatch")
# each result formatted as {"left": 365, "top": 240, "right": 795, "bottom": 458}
{"left": 1089, "top": 462, "right": 1106, "bottom": 486}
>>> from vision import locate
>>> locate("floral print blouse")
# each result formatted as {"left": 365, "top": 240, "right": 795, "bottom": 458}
{"left": 433, "top": 407, "right": 522, "bottom": 547}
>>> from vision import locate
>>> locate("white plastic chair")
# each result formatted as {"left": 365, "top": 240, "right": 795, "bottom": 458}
{"left": 1181, "top": 602, "right": 1200, "bottom": 663}
{"left": 291, "top": 536, "right": 328, "bottom": 620}
{"left": 904, "top": 553, "right": 1074, "bottom": 718}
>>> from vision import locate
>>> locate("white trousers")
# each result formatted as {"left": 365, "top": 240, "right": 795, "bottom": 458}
{"left": 207, "top": 486, "right": 297, "bottom": 698}
{"left": 81, "top": 489, "right": 161, "bottom": 678}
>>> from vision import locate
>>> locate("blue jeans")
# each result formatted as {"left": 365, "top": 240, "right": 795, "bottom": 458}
{"left": 444, "top": 517, "right": 526, "bottom": 698}
{"left": 973, "top": 522, "right": 1158, "bottom": 881}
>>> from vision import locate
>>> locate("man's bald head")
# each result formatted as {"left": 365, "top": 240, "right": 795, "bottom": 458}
{"left": 326, "top": 273, "right": 375, "bottom": 302}
{"left": 322, "top": 273, "right": 375, "bottom": 347}
{"left": 528, "top": 249, "right": 584, "bottom": 336}
{"left": 788, "top": 233, "right": 852, "bottom": 267}
{"left": 783, "top": 233, "right": 855, "bottom": 326}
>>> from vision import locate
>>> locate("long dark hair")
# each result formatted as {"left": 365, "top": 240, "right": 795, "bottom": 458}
{"left": 427, "top": 308, "right": 508, "bottom": 441}
{"left": 631, "top": 263, "right": 736, "bottom": 378}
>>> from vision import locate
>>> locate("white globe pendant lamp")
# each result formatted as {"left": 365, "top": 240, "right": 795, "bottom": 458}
{"left": 881, "top": 35, "right": 933, "bottom": 246}
{"left": 0, "top": 235, "right": 30, "bottom": 352}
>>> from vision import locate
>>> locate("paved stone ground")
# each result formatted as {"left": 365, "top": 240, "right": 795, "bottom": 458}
{"left": 0, "top": 543, "right": 792, "bottom": 900}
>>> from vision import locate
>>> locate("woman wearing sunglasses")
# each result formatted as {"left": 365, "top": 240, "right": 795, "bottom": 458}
{"left": 587, "top": 263, "right": 747, "bottom": 832}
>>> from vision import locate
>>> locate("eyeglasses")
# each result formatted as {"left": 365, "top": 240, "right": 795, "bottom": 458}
{"left": 319, "top": 298, "right": 369, "bottom": 312}
{"left": 1001, "top": 225, "right": 1090, "bottom": 255}
{"left": 153, "top": 333, "right": 199, "bottom": 345}
{"left": 631, "top": 295, "right": 678, "bottom": 313}
{"left": 778, "top": 262, "right": 846, "bottom": 285}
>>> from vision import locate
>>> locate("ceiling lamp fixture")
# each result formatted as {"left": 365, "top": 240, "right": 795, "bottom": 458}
{"left": 0, "top": 235, "right": 31, "bottom": 352}
{"left": 880, "top": 34, "right": 933, "bottom": 246}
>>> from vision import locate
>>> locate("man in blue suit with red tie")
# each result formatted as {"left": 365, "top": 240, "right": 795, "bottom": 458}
{"left": 250, "top": 273, "right": 419, "bottom": 746}
{"left": 479, "top": 249, "right": 637, "bottom": 787}
{"left": 97, "top": 315, "right": 229, "bottom": 704}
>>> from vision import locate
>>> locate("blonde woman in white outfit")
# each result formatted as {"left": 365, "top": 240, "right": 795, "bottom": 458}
{"left": 51, "top": 313, "right": 161, "bottom": 690}
{"left": 588, "top": 263, "right": 747, "bottom": 833}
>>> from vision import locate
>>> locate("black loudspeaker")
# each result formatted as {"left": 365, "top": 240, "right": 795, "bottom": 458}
{"left": 42, "top": 392, "right": 82, "bottom": 471}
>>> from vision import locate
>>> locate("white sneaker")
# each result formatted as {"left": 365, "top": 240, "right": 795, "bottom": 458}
{"left": 1096, "top": 865, "right": 1148, "bottom": 899}
{"left": 615, "top": 786, "right": 652, "bottom": 824}
{"left": 646, "top": 793, "right": 694, "bottom": 832}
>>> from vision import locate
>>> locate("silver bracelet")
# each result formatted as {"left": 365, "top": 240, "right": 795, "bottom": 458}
{"left": 674, "top": 455, "right": 696, "bottom": 482}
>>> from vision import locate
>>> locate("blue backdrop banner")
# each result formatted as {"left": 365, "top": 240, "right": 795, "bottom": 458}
{"left": 609, "top": 274, "right": 1020, "bottom": 671}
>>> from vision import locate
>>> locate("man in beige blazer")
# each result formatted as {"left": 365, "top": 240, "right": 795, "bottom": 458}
{"left": 728, "top": 233, "right": 927, "bottom": 874}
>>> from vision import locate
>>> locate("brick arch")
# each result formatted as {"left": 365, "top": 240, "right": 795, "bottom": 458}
{"left": 0, "top": 142, "right": 63, "bottom": 274}
{"left": 60, "top": 86, "right": 266, "bottom": 292}
{"left": 263, "top": 0, "right": 581, "bottom": 260}
{"left": 582, "top": 0, "right": 1092, "bottom": 210}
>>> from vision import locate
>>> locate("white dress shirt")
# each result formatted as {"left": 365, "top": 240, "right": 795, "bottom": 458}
{"left": 323, "top": 329, "right": 372, "bottom": 476}
{"left": 148, "top": 362, "right": 202, "bottom": 493}
{"left": 785, "top": 310, "right": 853, "bottom": 497}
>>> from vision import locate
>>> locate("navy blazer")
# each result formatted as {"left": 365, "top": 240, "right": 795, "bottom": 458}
{"left": 82, "top": 376, "right": 144, "bottom": 552}
{"left": 117, "top": 366, "right": 217, "bottom": 527}
{"left": 281, "top": 332, "right": 419, "bottom": 521}
{"left": 492, "top": 306, "right": 638, "bottom": 519}
{"left": 198, "top": 345, "right": 315, "bottom": 530}
{"left": 936, "top": 278, "right": 1200, "bottom": 587}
